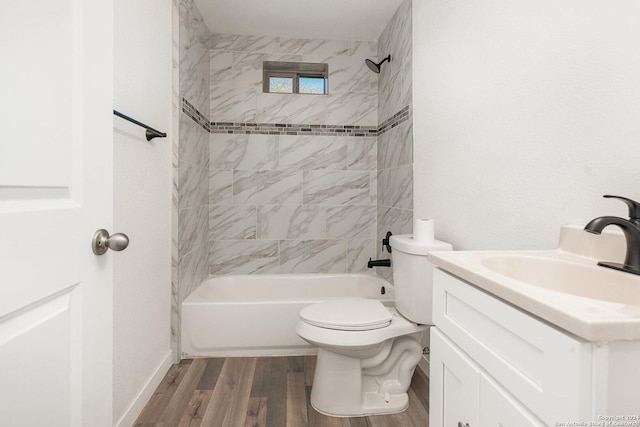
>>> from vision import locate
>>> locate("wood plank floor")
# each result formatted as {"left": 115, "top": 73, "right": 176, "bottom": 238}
{"left": 134, "top": 356, "right": 429, "bottom": 427}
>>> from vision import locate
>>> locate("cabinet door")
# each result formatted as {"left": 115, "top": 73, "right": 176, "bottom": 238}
{"left": 430, "top": 328, "right": 480, "bottom": 427}
{"left": 480, "top": 374, "right": 546, "bottom": 426}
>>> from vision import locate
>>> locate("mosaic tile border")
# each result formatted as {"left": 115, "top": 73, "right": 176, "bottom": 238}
{"left": 182, "top": 98, "right": 409, "bottom": 137}
{"left": 210, "top": 122, "right": 378, "bottom": 137}
{"left": 182, "top": 98, "right": 211, "bottom": 132}
{"left": 378, "top": 105, "right": 410, "bottom": 135}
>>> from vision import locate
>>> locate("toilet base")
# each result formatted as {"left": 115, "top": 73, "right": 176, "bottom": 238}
{"left": 311, "top": 390, "right": 409, "bottom": 418}
{"left": 309, "top": 338, "right": 420, "bottom": 417}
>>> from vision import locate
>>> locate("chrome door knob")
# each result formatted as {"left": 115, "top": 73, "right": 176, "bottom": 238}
{"left": 92, "top": 229, "right": 129, "bottom": 255}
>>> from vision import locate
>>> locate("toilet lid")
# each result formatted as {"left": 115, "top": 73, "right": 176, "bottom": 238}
{"left": 299, "top": 299, "right": 392, "bottom": 331}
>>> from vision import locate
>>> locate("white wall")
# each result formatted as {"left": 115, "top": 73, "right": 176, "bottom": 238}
{"left": 413, "top": 1, "right": 640, "bottom": 251}
{"left": 113, "top": 0, "right": 173, "bottom": 425}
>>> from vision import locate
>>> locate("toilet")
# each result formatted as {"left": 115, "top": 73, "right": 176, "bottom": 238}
{"left": 296, "top": 234, "right": 452, "bottom": 417}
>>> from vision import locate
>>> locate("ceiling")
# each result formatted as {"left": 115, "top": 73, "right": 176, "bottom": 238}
{"left": 193, "top": 0, "right": 403, "bottom": 41}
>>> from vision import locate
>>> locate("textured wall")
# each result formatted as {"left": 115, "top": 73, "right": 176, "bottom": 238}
{"left": 113, "top": 0, "right": 173, "bottom": 424}
{"left": 413, "top": 0, "right": 640, "bottom": 251}
{"left": 376, "top": 0, "right": 413, "bottom": 282}
{"left": 173, "top": 0, "right": 211, "bottom": 354}
{"left": 208, "top": 34, "right": 380, "bottom": 274}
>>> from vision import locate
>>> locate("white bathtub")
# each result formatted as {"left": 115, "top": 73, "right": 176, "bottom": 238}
{"left": 181, "top": 273, "right": 394, "bottom": 357}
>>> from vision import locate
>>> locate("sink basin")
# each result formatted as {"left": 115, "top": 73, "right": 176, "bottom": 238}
{"left": 480, "top": 255, "right": 640, "bottom": 305}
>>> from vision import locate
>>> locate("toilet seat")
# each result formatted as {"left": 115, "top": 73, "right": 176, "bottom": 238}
{"left": 299, "top": 299, "right": 392, "bottom": 331}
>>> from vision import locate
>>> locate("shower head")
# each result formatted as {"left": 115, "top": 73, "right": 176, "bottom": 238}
{"left": 365, "top": 55, "right": 391, "bottom": 73}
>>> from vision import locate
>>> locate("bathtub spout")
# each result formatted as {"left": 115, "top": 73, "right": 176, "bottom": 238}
{"left": 367, "top": 258, "right": 391, "bottom": 268}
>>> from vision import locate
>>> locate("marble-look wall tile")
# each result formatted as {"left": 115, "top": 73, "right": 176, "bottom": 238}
{"left": 378, "top": 70, "right": 403, "bottom": 125}
{"left": 178, "top": 242, "right": 209, "bottom": 302}
{"left": 377, "top": 0, "right": 412, "bottom": 123}
{"left": 257, "top": 205, "right": 325, "bottom": 239}
{"left": 348, "top": 40, "right": 377, "bottom": 57}
{"left": 210, "top": 134, "right": 279, "bottom": 170}
{"left": 210, "top": 84, "right": 256, "bottom": 122}
{"left": 210, "top": 51, "right": 233, "bottom": 82}
{"left": 209, "top": 170, "right": 232, "bottom": 204}
{"left": 280, "top": 38, "right": 348, "bottom": 56}
{"left": 255, "top": 93, "right": 327, "bottom": 124}
{"left": 378, "top": 165, "right": 413, "bottom": 210}
{"left": 347, "top": 239, "right": 376, "bottom": 272}
{"left": 206, "top": 31, "right": 388, "bottom": 277}
{"left": 401, "top": 58, "right": 412, "bottom": 109}
{"left": 279, "top": 136, "right": 347, "bottom": 171}
{"left": 179, "top": 0, "right": 210, "bottom": 115}
{"left": 211, "top": 33, "right": 281, "bottom": 53}
{"left": 209, "top": 240, "right": 279, "bottom": 274}
{"left": 375, "top": 0, "right": 413, "bottom": 284}
{"left": 209, "top": 205, "right": 256, "bottom": 240}
{"left": 329, "top": 55, "right": 372, "bottom": 94}
{"left": 234, "top": 170, "right": 303, "bottom": 205}
{"left": 232, "top": 52, "right": 268, "bottom": 89}
{"left": 179, "top": 112, "right": 209, "bottom": 167}
{"left": 178, "top": 162, "right": 208, "bottom": 209}
{"left": 326, "top": 92, "right": 377, "bottom": 126}
{"left": 178, "top": 205, "right": 209, "bottom": 257}
{"left": 326, "top": 206, "right": 376, "bottom": 239}
{"left": 346, "top": 137, "right": 377, "bottom": 170}
{"left": 378, "top": 121, "right": 412, "bottom": 169}
{"left": 370, "top": 172, "right": 378, "bottom": 205}
{"left": 279, "top": 240, "right": 347, "bottom": 273}
{"left": 303, "top": 171, "right": 370, "bottom": 205}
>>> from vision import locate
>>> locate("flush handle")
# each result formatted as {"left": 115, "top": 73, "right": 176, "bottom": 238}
{"left": 92, "top": 229, "right": 129, "bottom": 255}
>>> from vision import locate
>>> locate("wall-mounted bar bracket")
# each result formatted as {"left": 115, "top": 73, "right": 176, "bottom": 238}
{"left": 113, "top": 109, "right": 167, "bottom": 141}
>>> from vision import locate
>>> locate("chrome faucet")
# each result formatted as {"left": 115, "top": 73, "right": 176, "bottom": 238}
{"left": 584, "top": 195, "right": 640, "bottom": 275}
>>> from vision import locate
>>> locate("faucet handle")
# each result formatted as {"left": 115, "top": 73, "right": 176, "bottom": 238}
{"left": 604, "top": 195, "right": 640, "bottom": 225}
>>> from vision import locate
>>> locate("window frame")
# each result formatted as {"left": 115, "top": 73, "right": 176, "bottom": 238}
{"left": 263, "top": 61, "right": 328, "bottom": 95}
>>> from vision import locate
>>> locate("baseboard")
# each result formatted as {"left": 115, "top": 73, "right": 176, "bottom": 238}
{"left": 417, "top": 353, "right": 430, "bottom": 378}
{"left": 114, "top": 349, "right": 173, "bottom": 427}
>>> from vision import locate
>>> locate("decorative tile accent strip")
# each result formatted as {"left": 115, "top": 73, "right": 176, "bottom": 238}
{"left": 182, "top": 98, "right": 210, "bottom": 132}
{"left": 210, "top": 122, "right": 378, "bottom": 137}
{"left": 378, "top": 105, "right": 410, "bottom": 136}
{"left": 182, "top": 97, "right": 409, "bottom": 137}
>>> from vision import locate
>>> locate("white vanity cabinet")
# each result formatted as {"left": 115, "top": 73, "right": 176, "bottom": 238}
{"left": 431, "top": 328, "right": 545, "bottom": 426}
{"left": 430, "top": 268, "right": 640, "bottom": 426}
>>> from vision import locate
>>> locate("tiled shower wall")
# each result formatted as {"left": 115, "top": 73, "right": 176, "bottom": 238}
{"left": 208, "top": 34, "right": 380, "bottom": 274}
{"left": 376, "top": 0, "right": 414, "bottom": 282}
{"left": 175, "top": 0, "right": 413, "bottom": 286}
{"left": 173, "top": 0, "right": 211, "bottom": 350}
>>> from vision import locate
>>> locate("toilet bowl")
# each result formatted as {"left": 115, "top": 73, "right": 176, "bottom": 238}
{"left": 296, "top": 234, "right": 452, "bottom": 417}
{"left": 296, "top": 302, "right": 426, "bottom": 416}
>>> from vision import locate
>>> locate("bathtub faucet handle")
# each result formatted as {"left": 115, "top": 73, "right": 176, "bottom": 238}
{"left": 382, "top": 231, "right": 393, "bottom": 253}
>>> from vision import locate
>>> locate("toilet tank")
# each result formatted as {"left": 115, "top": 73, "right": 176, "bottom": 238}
{"left": 389, "top": 235, "right": 452, "bottom": 325}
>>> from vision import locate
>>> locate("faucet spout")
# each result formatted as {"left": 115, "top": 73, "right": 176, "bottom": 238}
{"left": 584, "top": 216, "right": 640, "bottom": 274}
{"left": 367, "top": 258, "right": 391, "bottom": 268}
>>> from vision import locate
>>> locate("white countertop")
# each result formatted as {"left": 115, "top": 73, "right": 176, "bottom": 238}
{"left": 428, "top": 225, "right": 640, "bottom": 342}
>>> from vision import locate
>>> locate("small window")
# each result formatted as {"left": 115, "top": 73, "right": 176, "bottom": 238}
{"left": 268, "top": 75, "right": 294, "bottom": 93}
{"left": 263, "top": 61, "right": 328, "bottom": 95}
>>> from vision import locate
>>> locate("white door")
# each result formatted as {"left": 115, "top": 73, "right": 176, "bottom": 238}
{"left": 0, "top": 1, "right": 114, "bottom": 426}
